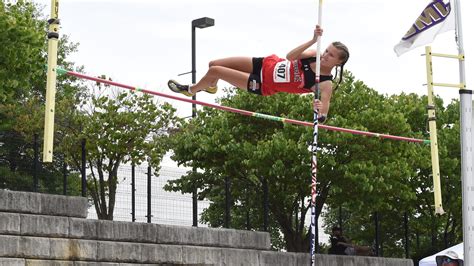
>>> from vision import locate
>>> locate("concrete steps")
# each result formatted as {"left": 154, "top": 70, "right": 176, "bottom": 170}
{"left": 0, "top": 189, "right": 87, "bottom": 218}
{"left": 0, "top": 189, "right": 413, "bottom": 266}
{"left": 0, "top": 213, "right": 269, "bottom": 250}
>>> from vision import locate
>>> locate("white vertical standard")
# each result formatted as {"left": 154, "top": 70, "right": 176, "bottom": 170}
{"left": 453, "top": 0, "right": 473, "bottom": 264}
{"left": 310, "top": 0, "right": 323, "bottom": 265}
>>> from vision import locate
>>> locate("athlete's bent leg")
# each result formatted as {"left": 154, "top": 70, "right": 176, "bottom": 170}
{"left": 206, "top": 57, "right": 254, "bottom": 88}
{"left": 190, "top": 66, "right": 250, "bottom": 94}
{"left": 209, "top": 57, "right": 254, "bottom": 72}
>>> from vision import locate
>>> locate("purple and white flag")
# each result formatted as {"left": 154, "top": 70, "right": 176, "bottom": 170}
{"left": 394, "top": 0, "right": 455, "bottom": 56}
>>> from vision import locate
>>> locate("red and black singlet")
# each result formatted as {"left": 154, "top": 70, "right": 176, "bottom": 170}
{"left": 260, "top": 54, "right": 333, "bottom": 96}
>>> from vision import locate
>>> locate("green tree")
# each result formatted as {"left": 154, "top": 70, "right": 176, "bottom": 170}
{"left": 0, "top": 0, "right": 82, "bottom": 195}
{"left": 0, "top": 1, "right": 46, "bottom": 105}
{"left": 406, "top": 98, "right": 462, "bottom": 261}
{"left": 60, "top": 83, "right": 181, "bottom": 220}
{"left": 0, "top": 1, "right": 180, "bottom": 220}
{"left": 167, "top": 72, "right": 421, "bottom": 252}
{"left": 167, "top": 89, "right": 313, "bottom": 251}
{"left": 322, "top": 93, "right": 462, "bottom": 260}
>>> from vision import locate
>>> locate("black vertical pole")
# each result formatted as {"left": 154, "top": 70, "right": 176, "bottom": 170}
{"left": 301, "top": 195, "right": 304, "bottom": 231}
{"left": 404, "top": 211, "right": 409, "bottom": 258}
{"left": 444, "top": 232, "right": 448, "bottom": 249}
{"left": 191, "top": 25, "right": 199, "bottom": 228}
{"left": 374, "top": 211, "right": 380, "bottom": 257}
{"left": 224, "top": 175, "right": 231, "bottom": 228}
{"left": 245, "top": 187, "right": 251, "bottom": 230}
{"left": 294, "top": 201, "right": 298, "bottom": 231}
{"left": 63, "top": 158, "right": 67, "bottom": 195}
{"left": 190, "top": 18, "right": 214, "bottom": 227}
{"left": 191, "top": 26, "right": 196, "bottom": 113}
{"left": 339, "top": 206, "right": 343, "bottom": 229}
{"left": 81, "top": 139, "right": 86, "bottom": 197}
{"left": 246, "top": 209, "right": 251, "bottom": 230}
{"left": 131, "top": 164, "right": 136, "bottom": 222}
{"left": 192, "top": 171, "right": 198, "bottom": 227}
{"left": 380, "top": 228, "right": 384, "bottom": 257}
{"left": 33, "top": 133, "right": 39, "bottom": 192}
{"left": 263, "top": 177, "right": 269, "bottom": 232}
{"left": 147, "top": 163, "right": 152, "bottom": 223}
{"left": 416, "top": 230, "right": 420, "bottom": 250}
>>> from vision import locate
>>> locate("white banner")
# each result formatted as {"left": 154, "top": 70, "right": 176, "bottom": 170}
{"left": 394, "top": 0, "right": 455, "bottom": 56}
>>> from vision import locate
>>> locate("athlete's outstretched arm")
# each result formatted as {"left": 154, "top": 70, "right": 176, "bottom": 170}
{"left": 286, "top": 25, "right": 322, "bottom": 60}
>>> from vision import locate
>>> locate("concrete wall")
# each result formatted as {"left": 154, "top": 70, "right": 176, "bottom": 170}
{"left": 0, "top": 189, "right": 413, "bottom": 266}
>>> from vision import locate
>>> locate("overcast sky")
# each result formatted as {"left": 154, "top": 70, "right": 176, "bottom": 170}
{"left": 31, "top": 0, "right": 472, "bottom": 120}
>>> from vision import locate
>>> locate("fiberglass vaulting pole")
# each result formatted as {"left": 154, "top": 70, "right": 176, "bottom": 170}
{"left": 310, "top": 0, "right": 323, "bottom": 265}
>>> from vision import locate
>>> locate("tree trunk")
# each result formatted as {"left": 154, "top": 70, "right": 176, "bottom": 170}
{"left": 270, "top": 182, "right": 330, "bottom": 252}
{"left": 106, "top": 161, "right": 121, "bottom": 221}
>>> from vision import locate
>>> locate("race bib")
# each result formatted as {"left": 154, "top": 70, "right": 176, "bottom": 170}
{"left": 273, "top": 60, "right": 291, "bottom": 83}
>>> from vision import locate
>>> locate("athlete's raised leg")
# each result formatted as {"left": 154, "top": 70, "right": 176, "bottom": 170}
{"left": 209, "top": 57, "right": 254, "bottom": 72}
{"left": 168, "top": 57, "right": 255, "bottom": 96}
{"left": 190, "top": 66, "right": 250, "bottom": 94}
{"left": 206, "top": 57, "right": 254, "bottom": 88}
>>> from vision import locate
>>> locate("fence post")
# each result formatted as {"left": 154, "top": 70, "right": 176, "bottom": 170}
{"left": 193, "top": 167, "right": 198, "bottom": 227}
{"left": 147, "top": 163, "right": 152, "bottom": 223}
{"left": 246, "top": 207, "right": 251, "bottom": 230}
{"left": 416, "top": 230, "right": 420, "bottom": 249}
{"left": 339, "top": 206, "right": 343, "bottom": 229}
{"left": 404, "top": 211, "right": 409, "bottom": 258}
{"left": 33, "top": 133, "right": 39, "bottom": 192}
{"left": 374, "top": 212, "right": 379, "bottom": 257}
{"left": 81, "top": 139, "right": 86, "bottom": 197}
{"left": 131, "top": 164, "right": 136, "bottom": 222}
{"left": 374, "top": 211, "right": 380, "bottom": 256}
{"left": 294, "top": 200, "right": 298, "bottom": 231}
{"left": 245, "top": 188, "right": 251, "bottom": 230}
{"left": 63, "top": 157, "right": 67, "bottom": 195}
{"left": 262, "top": 177, "right": 269, "bottom": 232}
{"left": 224, "top": 175, "right": 231, "bottom": 228}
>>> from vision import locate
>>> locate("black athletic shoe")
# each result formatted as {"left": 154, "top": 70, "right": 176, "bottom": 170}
{"left": 168, "top": 80, "right": 193, "bottom": 96}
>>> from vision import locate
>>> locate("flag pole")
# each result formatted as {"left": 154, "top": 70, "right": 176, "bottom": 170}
{"left": 310, "top": 0, "right": 323, "bottom": 265}
{"left": 453, "top": 0, "right": 472, "bottom": 264}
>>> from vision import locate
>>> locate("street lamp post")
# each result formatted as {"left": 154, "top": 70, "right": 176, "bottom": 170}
{"left": 191, "top": 17, "right": 214, "bottom": 227}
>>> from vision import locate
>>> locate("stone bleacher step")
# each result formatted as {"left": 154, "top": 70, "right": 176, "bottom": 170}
{"left": 0, "top": 190, "right": 415, "bottom": 266}
{"left": 0, "top": 212, "right": 270, "bottom": 250}
{"left": 0, "top": 257, "right": 219, "bottom": 265}
{"left": 0, "top": 235, "right": 308, "bottom": 265}
{"left": 0, "top": 190, "right": 87, "bottom": 218}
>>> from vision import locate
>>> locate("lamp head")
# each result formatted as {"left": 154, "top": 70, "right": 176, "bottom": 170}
{"left": 192, "top": 17, "right": 214, "bottom": 28}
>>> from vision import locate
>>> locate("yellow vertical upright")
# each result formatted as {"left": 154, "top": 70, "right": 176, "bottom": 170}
{"left": 43, "top": 0, "right": 60, "bottom": 162}
{"left": 424, "top": 46, "right": 444, "bottom": 215}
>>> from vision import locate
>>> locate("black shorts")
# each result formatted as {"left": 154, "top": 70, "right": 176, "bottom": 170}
{"left": 247, "top": 57, "right": 263, "bottom": 95}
